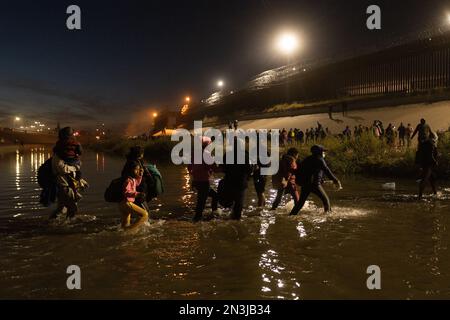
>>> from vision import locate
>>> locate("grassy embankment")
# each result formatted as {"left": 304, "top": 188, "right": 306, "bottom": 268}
{"left": 87, "top": 132, "right": 450, "bottom": 179}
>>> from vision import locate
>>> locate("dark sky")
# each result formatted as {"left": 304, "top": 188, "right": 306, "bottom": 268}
{"left": 0, "top": 0, "right": 449, "bottom": 133}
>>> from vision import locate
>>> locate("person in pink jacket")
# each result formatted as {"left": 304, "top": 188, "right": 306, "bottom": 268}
{"left": 119, "top": 161, "right": 148, "bottom": 230}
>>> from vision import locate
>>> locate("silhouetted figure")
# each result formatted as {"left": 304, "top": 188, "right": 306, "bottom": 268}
{"left": 411, "top": 118, "right": 432, "bottom": 148}
{"left": 290, "top": 145, "right": 342, "bottom": 214}
{"left": 398, "top": 123, "right": 406, "bottom": 147}
{"left": 417, "top": 133, "right": 438, "bottom": 200}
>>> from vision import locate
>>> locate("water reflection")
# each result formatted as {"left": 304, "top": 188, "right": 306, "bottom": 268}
{"left": 96, "top": 153, "right": 105, "bottom": 172}
{"left": 181, "top": 168, "right": 193, "bottom": 208}
{"left": 12, "top": 148, "right": 49, "bottom": 214}
{"left": 2, "top": 148, "right": 450, "bottom": 299}
{"left": 257, "top": 210, "right": 300, "bottom": 299}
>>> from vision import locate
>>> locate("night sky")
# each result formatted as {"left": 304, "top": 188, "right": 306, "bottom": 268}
{"left": 0, "top": 0, "right": 449, "bottom": 133}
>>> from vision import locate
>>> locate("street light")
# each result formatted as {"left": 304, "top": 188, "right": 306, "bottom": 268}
{"left": 276, "top": 32, "right": 299, "bottom": 56}
{"left": 153, "top": 112, "right": 158, "bottom": 118}
{"left": 13, "top": 117, "right": 22, "bottom": 130}
{"left": 217, "top": 80, "right": 224, "bottom": 88}
{"left": 185, "top": 96, "right": 191, "bottom": 103}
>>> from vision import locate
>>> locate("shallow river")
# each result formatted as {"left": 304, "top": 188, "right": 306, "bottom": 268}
{"left": 0, "top": 146, "right": 449, "bottom": 299}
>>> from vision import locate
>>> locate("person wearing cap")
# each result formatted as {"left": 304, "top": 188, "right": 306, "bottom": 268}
{"left": 188, "top": 136, "right": 219, "bottom": 222}
{"left": 290, "top": 145, "right": 342, "bottom": 215}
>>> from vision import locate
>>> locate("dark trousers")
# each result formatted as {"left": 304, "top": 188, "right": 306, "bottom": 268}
{"left": 51, "top": 187, "right": 78, "bottom": 219}
{"left": 193, "top": 181, "right": 218, "bottom": 220}
{"left": 271, "top": 183, "right": 299, "bottom": 210}
{"left": 230, "top": 188, "right": 246, "bottom": 220}
{"left": 419, "top": 166, "right": 437, "bottom": 198}
{"left": 290, "top": 184, "right": 330, "bottom": 215}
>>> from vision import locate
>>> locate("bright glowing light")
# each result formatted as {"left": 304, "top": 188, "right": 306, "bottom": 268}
{"left": 15, "top": 117, "right": 21, "bottom": 121}
{"left": 276, "top": 32, "right": 299, "bottom": 55}
{"left": 447, "top": 13, "right": 450, "bottom": 24}
{"left": 153, "top": 112, "right": 158, "bottom": 118}
{"left": 181, "top": 104, "right": 189, "bottom": 115}
{"left": 185, "top": 96, "right": 191, "bottom": 102}
{"left": 95, "top": 136, "right": 100, "bottom": 140}
{"left": 217, "top": 80, "right": 224, "bottom": 88}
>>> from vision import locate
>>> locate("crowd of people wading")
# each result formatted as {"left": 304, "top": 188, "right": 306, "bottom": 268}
{"left": 37, "top": 117, "right": 441, "bottom": 231}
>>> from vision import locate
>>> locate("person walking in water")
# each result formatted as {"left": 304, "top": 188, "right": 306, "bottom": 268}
{"left": 119, "top": 161, "right": 148, "bottom": 230}
{"left": 121, "top": 146, "right": 150, "bottom": 211}
{"left": 290, "top": 145, "right": 342, "bottom": 215}
{"left": 221, "top": 138, "right": 253, "bottom": 220}
{"left": 271, "top": 148, "right": 300, "bottom": 210}
{"left": 252, "top": 132, "right": 268, "bottom": 207}
{"left": 50, "top": 127, "right": 87, "bottom": 219}
{"left": 188, "top": 137, "right": 219, "bottom": 222}
{"left": 417, "top": 133, "right": 439, "bottom": 200}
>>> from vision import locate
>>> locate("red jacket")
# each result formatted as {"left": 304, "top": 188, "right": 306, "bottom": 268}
{"left": 273, "top": 154, "right": 297, "bottom": 187}
{"left": 188, "top": 150, "right": 218, "bottom": 182}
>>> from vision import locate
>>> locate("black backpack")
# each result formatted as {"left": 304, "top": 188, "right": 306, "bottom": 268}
{"left": 104, "top": 177, "right": 125, "bottom": 203}
{"left": 37, "top": 158, "right": 55, "bottom": 189}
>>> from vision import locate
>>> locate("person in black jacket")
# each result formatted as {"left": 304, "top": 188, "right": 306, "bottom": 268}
{"left": 221, "top": 139, "right": 253, "bottom": 220}
{"left": 290, "top": 145, "right": 342, "bottom": 215}
{"left": 417, "top": 133, "right": 438, "bottom": 200}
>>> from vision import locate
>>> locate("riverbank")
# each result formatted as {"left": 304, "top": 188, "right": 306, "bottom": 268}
{"left": 86, "top": 137, "right": 177, "bottom": 162}
{"left": 285, "top": 132, "right": 450, "bottom": 178}
{"left": 86, "top": 131, "right": 450, "bottom": 179}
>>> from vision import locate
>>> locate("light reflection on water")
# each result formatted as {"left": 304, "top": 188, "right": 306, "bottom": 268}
{"left": 0, "top": 147, "right": 450, "bottom": 299}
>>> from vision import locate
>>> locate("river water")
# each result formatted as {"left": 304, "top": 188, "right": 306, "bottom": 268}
{"left": 0, "top": 146, "right": 449, "bottom": 299}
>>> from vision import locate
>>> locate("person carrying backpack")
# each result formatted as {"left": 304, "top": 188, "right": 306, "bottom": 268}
{"left": 119, "top": 161, "right": 148, "bottom": 231}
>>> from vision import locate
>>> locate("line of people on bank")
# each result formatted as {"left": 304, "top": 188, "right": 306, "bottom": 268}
{"left": 277, "top": 119, "right": 439, "bottom": 150}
